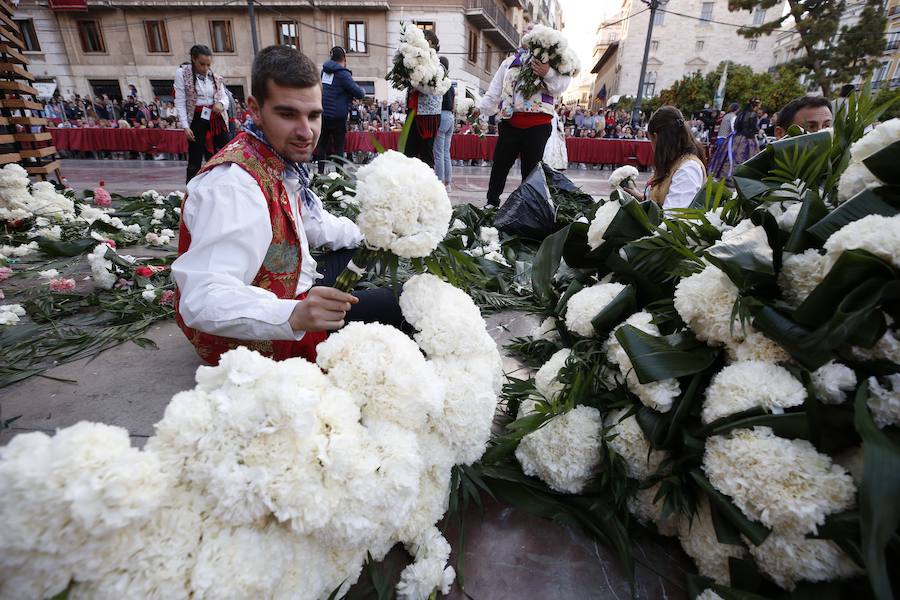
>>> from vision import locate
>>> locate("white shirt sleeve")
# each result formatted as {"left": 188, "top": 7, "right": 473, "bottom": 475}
{"left": 174, "top": 67, "right": 189, "bottom": 129}
{"left": 542, "top": 67, "right": 571, "bottom": 98}
{"left": 663, "top": 161, "right": 705, "bottom": 210}
{"left": 302, "top": 191, "right": 363, "bottom": 250}
{"left": 172, "top": 164, "right": 303, "bottom": 341}
{"left": 214, "top": 75, "right": 230, "bottom": 112}
{"left": 479, "top": 57, "right": 511, "bottom": 117}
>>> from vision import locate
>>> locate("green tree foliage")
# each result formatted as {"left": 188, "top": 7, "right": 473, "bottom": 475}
{"left": 728, "top": 0, "right": 887, "bottom": 97}
{"left": 652, "top": 62, "right": 807, "bottom": 117}
{"left": 873, "top": 87, "right": 900, "bottom": 121}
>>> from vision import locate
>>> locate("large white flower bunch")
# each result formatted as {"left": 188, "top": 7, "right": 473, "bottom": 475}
{"left": 534, "top": 347, "right": 572, "bottom": 400}
{"left": 515, "top": 400, "right": 603, "bottom": 493}
{"left": 466, "top": 225, "right": 510, "bottom": 266}
{"left": 778, "top": 248, "right": 828, "bottom": 307}
{"left": 703, "top": 427, "right": 856, "bottom": 535}
{"left": 564, "top": 282, "right": 627, "bottom": 336}
{"left": 354, "top": 150, "right": 452, "bottom": 258}
{"left": 811, "top": 361, "right": 857, "bottom": 404}
{"left": 1, "top": 275, "right": 500, "bottom": 599}
{"left": 455, "top": 97, "right": 475, "bottom": 119}
{"left": 822, "top": 213, "right": 900, "bottom": 271}
{"left": 586, "top": 200, "right": 620, "bottom": 250}
{"left": 701, "top": 361, "right": 806, "bottom": 424}
{"left": 604, "top": 408, "right": 667, "bottom": 481}
{"left": 747, "top": 531, "right": 861, "bottom": 590}
{"left": 390, "top": 22, "right": 451, "bottom": 96}
{"left": 0, "top": 164, "right": 76, "bottom": 222}
{"left": 520, "top": 25, "right": 579, "bottom": 76}
{"left": 837, "top": 118, "right": 900, "bottom": 201}
{"left": 606, "top": 311, "right": 681, "bottom": 413}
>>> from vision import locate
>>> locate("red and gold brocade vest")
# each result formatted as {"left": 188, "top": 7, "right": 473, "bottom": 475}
{"left": 175, "top": 132, "right": 327, "bottom": 365}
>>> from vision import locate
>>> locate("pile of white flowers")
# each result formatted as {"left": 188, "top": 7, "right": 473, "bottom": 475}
{"left": 0, "top": 164, "right": 75, "bottom": 222}
{"left": 0, "top": 303, "right": 25, "bottom": 325}
{"left": 355, "top": 150, "right": 452, "bottom": 258}
{"left": 837, "top": 118, "right": 899, "bottom": 201}
{"left": 465, "top": 226, "right": 509, "bottom": 266}
{"left": 455, "top": 97, "right": 475, "bottom": 119}
{"left": 0, "top": 274, "right": 499, "bottom": 599}
{"left": 586, "top": 200, "right": 620, "bottom": 250}
{"left": 520, "top": 25, "right": 580, "bottom": 77}
{"left": 389, "top": 22, "right": 451, "bottom": 97}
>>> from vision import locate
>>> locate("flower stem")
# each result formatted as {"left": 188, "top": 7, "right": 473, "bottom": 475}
{"left": 333, "top": 247, "right": 379, "bottom": 292}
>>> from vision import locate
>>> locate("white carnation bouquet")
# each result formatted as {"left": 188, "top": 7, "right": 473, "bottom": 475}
{"left": 387, "top": 22, "right": 451, "bottom": 97}
{"left": 516, "top": 25, "right": 580, "bottom": 99}
{"left": 333, "top": 150, "right": 452, "bottom": 291}
{"left": 608, "top": 165, "right": 639, "bottom": 191}
{"left": 0, "top": 163, "right": 76, "bottom": 223}
{"left": 0, "top": 274, "right": 501, "bottom": 599}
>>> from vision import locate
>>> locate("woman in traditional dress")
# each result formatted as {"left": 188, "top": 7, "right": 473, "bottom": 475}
{"left": 622, "top": 106, "right": 706, "bottom": 210}
{"left": 708, "top": 98, "right": 760, "bottom": 180}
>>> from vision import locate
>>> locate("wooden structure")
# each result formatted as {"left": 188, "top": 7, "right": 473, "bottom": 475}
{"left": 0, "top": 0, "right": 62, "bottom": 181}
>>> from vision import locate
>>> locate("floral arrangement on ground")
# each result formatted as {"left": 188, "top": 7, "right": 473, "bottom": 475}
{"left": 476, "top": 89, "right": 900, "bottom": 599}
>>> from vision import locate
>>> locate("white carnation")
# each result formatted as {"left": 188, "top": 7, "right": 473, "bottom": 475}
{"left": 823, "top": 214, "right": 900, "bottom": 271}
{"left": 776, "top": 202, "right": 802, "bottom": 231}
{"left": 867, "top": 374, "right": 900, "bottom": 428}
{"left": 604, "top": 408, "right": 667, "bottom": 480}
{"left": 564, "top": 282, "right": 627, "bottom": 336}
{"left": 606, "top": 312, "right": 681, "bottom": 413}
{"left": 696, "top": 590, "right": 725, "bottom": 600}
{"left": 837, "top": 161, "right": 881, "bottom": 201}
{"left": 848, "top": 117, "right": 900, "bottom": 164}
{"left": 396, "top": 526, "right": 455, "bottom": 600}
{"left": 778, "top": 249, "right": 828, "bottom": 307}
{"left": 675, "top": 264, "right": 751, "bottom": 347}
{"left": 701, "top": 361, "right": 806, "bottom": 424}
{"left": 355, "top": 151, "right": 451, "bottom": 258}
{"left": 515, "top": 404, "right": 603, "bottom": 493}
{"left": 627, "top": 483, "right": 679, "bottom": 536}
{"left": 748, "top": 531, "right": 861, "bottom": 590}
{"left": 851, "top": 323, "right": 900, "bottom": 363}
{"left": 677, "top": 497, "right": 745, "bottom": 586}
{"left": 531, "top": 316, "right": 560, "bottom": 341}
{"left": 725, "top": 331, "right": 790, "bottom": 363}
{"left": 811, "top": 361, "right": 857, "bottom": 404}
{"left": 587, "top": 201, "right": 620, "bottom": 250}
{"left": 609, "top": 165, "right": 639, "bottom": 189}
{"left": 703, "top": 427, "right": 856, "bottom": 535}
{"left": 534, "top": 348, "right": 571, "bottom": 400}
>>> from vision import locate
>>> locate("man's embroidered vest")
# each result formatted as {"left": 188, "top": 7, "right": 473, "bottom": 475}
{"left": 175, "top": 132, "right": 327, "bottom": 365}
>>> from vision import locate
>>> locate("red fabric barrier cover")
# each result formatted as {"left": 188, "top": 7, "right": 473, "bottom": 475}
{"left": 344, "top": 131, "right": 653, "bottom": 166}
{"left": 50, "top": 128, "right": 187, "bottom": 154}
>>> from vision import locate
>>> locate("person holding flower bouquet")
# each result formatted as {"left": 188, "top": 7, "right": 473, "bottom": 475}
{"left": 476, "top": 24, "right": 577, "bottom": 207}
{"left": 172, "top": 46, "right": 404, "bottom": 366}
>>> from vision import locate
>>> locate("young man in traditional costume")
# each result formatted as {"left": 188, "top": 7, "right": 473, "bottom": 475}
{"left": 474, "top": 27, "right": 572, "bottom": 207}
{"left": 172, "top": 45, "right": 403, "bottom": 365}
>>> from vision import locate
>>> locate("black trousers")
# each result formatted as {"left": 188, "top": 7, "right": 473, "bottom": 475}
{"left": 487, "top": 121, "right": 552, "bottom": 206}
{"left": 186, "top": 116, "right": 229, "bottom": 184}
{"left": 314, "top": 249, "right": 405, "bottom": 330}
{"left": 403, "top": 117, "right": 435, "bottom": 168}
{"left": 316, "top": 118, "right": 348, "bottom": 174}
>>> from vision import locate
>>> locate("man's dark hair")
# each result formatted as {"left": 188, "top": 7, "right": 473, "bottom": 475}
{"left": 839, "top": 84, "right": 856, "bottom": 98}
{"left": 728, "top": 102, "right": 740, "bottom": 112}
{"left": 439, "top": 56, "right": 449, "bottom": 73}
{"left": 330, "top": 46, "right": 346, "bottom": 61}
{"left": 190, "top": 44, "right": 212, "bottom": 59}
{"left": 423, "top": 30, "right": 440, "bottom": 51}
{"left": 251, "top": 45, "right": 320, "bottom": 105}
{"left": 775, "top": 96, "right": 833, "bottom": 129}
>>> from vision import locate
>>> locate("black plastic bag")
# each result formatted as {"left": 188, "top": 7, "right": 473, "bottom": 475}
{"left": 494, "top": 163, "right": 556, "bottom": 240}
{"left": 542, "top": 163, "right": 580, "bottom": 193}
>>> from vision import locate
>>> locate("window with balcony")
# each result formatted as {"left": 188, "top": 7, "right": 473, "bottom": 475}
{"left": 700, "top": 2, "right": 714, "bottom": 23}
{"left": 276, "top": 21, "right": 299, "bottom": 48}
{"left": 14, "top": 19, "right": 40, "bottom": 52}
{"left": 467, "top": 29, "right": 478, "bottom": 63}
{"left": 77, "top": 20, "right": 106, "bottom": 53}
{"left": 887, "top": 31, "right": 899, "bottom": 52}
{"left": 144, "top": 20, "right": 169, "bottom": 53}
{"left": 695, "top": 40, "right": 704, "bottom": 52}
{"left": 752, "top": 8, "right": 766, "bottom": 25}
{"left": 209, "top": 20, "right": 234, "bottom": 53}
{"left": 748, "top": 39, "right": 758, "bottom": 51}
{"left": 875, "top": 60, "right": 889, "bottom": 84}
{"left": 346, "top": 21, "right": 366, "bottom": 53}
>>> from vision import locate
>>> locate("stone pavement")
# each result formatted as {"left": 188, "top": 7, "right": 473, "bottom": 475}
{"left": 1, "top": 159, "right": 687, "bottom": 599}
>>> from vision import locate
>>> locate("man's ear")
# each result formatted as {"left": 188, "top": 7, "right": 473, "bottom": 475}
{"left": 247, "top": 96, "right": 262, "bottom": 122}
{"left": 774, "top": 126, "right": 785, "bottom": 140}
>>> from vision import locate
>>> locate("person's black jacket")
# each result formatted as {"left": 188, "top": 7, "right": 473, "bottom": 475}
{"left": 321, "top": 60, "right": 365, "bottom": 121}
{"left": 441, "top": 82, "right": 456, "bottom": 112}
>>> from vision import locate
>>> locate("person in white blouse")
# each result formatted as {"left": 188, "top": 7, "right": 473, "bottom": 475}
{"left": 622, "top": 106, "right": 706, "bottom": 210}
{"left": 174, "top": 45, "right": 230, "bottom": 183}
{"left": 172, "top": 45, "right": 403, "bottom": 365}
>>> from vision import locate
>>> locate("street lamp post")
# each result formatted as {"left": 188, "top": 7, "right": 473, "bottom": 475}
{"left": 248, "top": 0, "right": 260, "bottom": 55}
{"left": 631, "top": 0, "right": 666, "bottom": 128}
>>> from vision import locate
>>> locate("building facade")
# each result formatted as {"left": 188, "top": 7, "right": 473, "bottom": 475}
{"left": 13, "top": 0, "right": 541, "bottom": 105}
{"left": 877, "top": 0, "right": 900, "bottom": 92}
{"left": 589, "top": 0, "right": 786, "bottom": 107}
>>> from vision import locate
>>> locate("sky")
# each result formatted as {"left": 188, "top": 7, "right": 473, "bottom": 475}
{"left": 559, "top": 0, "right": 620, "bottom": 80}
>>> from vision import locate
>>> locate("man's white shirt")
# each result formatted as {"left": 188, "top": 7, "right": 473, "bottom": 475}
{"left": 172, "top": 164, "right": 362, "bottom": 342}
{"left": 478, "top": 56, "right": 571, "bottom": 117}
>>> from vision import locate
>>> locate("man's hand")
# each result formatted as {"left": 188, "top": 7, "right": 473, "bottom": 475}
{"left": 289, "top": 287, "right": 358, "bottom": 332}
{"left": 531, "top": 61, "right": 550, "bottom": 78}
{"left": 184, "top": 128, "right": 195, "bottom": 142}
